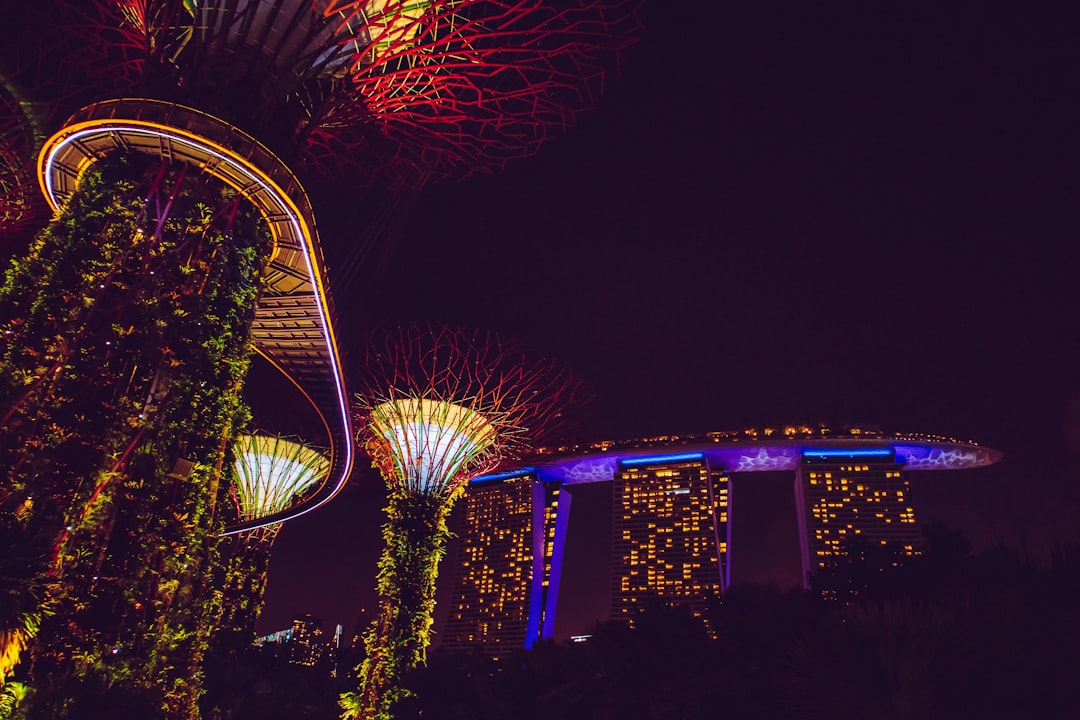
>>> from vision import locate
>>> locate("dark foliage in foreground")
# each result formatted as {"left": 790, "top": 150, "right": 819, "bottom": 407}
{"left": 400, "top": 531, "right": 1080, "bottom": 720}
{"left": 197, "top": 529, "right": 1080, "bottom": 719}
{"left": 200, "top": 642, "right": 363, "bottom": 720}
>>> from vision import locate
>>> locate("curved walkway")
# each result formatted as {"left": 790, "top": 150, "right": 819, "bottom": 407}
{"left": 38, "top": 99, "right": 353, "bottom": 533}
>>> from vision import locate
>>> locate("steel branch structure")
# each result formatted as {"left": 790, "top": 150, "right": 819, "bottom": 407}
{"left": 13, "top": 0, "right": 636, "bottom": 187}
{"left": 324, "top": 0, "right": 639, "bottom": 180}
{"left": 355, "top": 324, "right": 580, "bottom": 498}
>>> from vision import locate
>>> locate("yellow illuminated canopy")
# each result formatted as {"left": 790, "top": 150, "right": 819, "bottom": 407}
{"left": 232, "top": 435, "right": 331, "bottom": 522}
{"left": 369, "top": 398, "right": 497, "bottom": 495}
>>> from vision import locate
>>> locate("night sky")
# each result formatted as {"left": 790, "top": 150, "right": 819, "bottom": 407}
{"left": 257, "top": 3, "right": 1080, "bottom": 639}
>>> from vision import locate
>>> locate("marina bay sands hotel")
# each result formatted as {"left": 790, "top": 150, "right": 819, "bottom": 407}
{"left": 441, "top": 425, "right": 1000, "bottom": 655}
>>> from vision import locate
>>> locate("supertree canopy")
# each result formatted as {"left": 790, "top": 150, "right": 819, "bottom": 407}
{"left": 346, "top": 324, "right": 579, "bottom": 719}
{"left": 369, "top": 398, "right": 497, "bottom": 494}
{"left": 14, "top": 0, "right": 637, "bottom": 187}
{"left": 231, "top": 433, "right": 332, "bottom": 538}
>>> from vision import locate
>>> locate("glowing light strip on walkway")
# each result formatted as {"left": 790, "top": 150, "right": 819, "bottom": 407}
{"left": 38, "top": 116, "right": 353, "bottom": 533}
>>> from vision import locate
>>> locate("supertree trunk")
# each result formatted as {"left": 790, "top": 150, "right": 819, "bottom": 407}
{"left": 212, "top": 433, "right": 330, "bottom": 652}
{"left": 350, "top": 491, "right": 453, "bottom": 720}
{"left": 0, "top": 150, "right": 270, "bottom": 719}
{"left": 213, "top": 526, "right": 280, "bottom": 651}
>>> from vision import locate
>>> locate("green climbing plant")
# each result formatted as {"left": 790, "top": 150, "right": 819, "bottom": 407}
{"left": 351, "top": 490, "right": 454, "bottom": 720}
{"left": 0, "top": 151, "right": 271, "bottom": 720}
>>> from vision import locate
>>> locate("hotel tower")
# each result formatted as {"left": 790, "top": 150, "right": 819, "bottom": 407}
{"left": 442, "top": 426, "right": 999, "bottom": 653}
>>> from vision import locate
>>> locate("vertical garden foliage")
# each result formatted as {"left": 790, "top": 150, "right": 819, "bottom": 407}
{"left": 213, "top": 527, "right": 279, "bottom": 652}
{"left": 0, "top": 523, "right": 53, "bottom": 713}
{"left": 0, "top": 152, "right": 271, "bottom": 719}
{"left": 348, "top": 491, "right": 453, "bottom": 720}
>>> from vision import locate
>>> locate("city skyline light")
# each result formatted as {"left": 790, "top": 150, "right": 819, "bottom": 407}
{"left": 440, "top": 426, "right": 1001, "bottom": 654}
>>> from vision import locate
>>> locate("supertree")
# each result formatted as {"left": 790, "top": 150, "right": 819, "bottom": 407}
{"left": 346, "top": 324, "right": 580, "bottom": 719}
{"left": 0, "top": 2, "right": 632, "bottom": 716}
{"left": 218, "top": 433, "right": 331, "bottom": 639}
{"left": 0, "top": 145, "right": 279, "bottom": 719}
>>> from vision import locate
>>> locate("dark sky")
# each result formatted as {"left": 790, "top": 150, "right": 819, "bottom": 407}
{"left": 258, "top": 2, "right": 1080, "bottom": 638}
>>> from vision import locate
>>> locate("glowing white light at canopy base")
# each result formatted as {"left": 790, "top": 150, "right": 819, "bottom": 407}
{"left": 370, "top": 398, "right": 497, "bottom": 495}
{"left": 233, "top": 435, "right": 331, "bottom": 522}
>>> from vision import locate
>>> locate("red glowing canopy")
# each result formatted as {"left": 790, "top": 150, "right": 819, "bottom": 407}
{"left": 4, "top": 0, "right": 637, "bottom": 188}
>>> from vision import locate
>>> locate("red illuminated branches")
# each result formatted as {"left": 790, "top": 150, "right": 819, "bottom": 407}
{"left": 19, "top": 0, "right": 636, "bottom": 188}
{"left": 353, "top": 324, "right": 581, "bottom": 497}
{"left": 321, "top": 0, "right": 639, "bottom": 181}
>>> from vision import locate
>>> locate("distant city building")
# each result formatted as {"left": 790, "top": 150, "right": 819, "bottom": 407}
{"left": 330, "top": 623, "right": 343, "bottom": 677}
{"left": 444, "top": 425, "right": 1000, "bottom": 654}
{"left": 255, "top": 614, "right": 329, "bottom": 668}
{"left": 611, "top": 456, "right": 730, "bottom": 623}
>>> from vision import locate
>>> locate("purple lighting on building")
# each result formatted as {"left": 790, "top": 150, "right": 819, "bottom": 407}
{"left": 525, "top": 477, "right": 546, "bottom": 648}
{"left": 802, "top": 447, "right": 894, "bottom": 459}
{"left": 893, "top": 444, "right": 1001, "bottom": 470}
{"left": 730, "top": 446, "right": 803, "bottom": 472}
{"left": 620, "top": 452, "right": 705, "bottom": 467}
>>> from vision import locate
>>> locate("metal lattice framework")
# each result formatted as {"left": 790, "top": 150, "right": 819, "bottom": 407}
{"left": 232, "top": 434, "right": 331, "bottom": 524}
{"left": 14, "top": 0, "right": 636, "bottom": 187}
{"left": 354, "top": 324, "right": 580, "bottom": 498}
{"left": 319, "top": 0, "right": 639, "bottom": 181}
